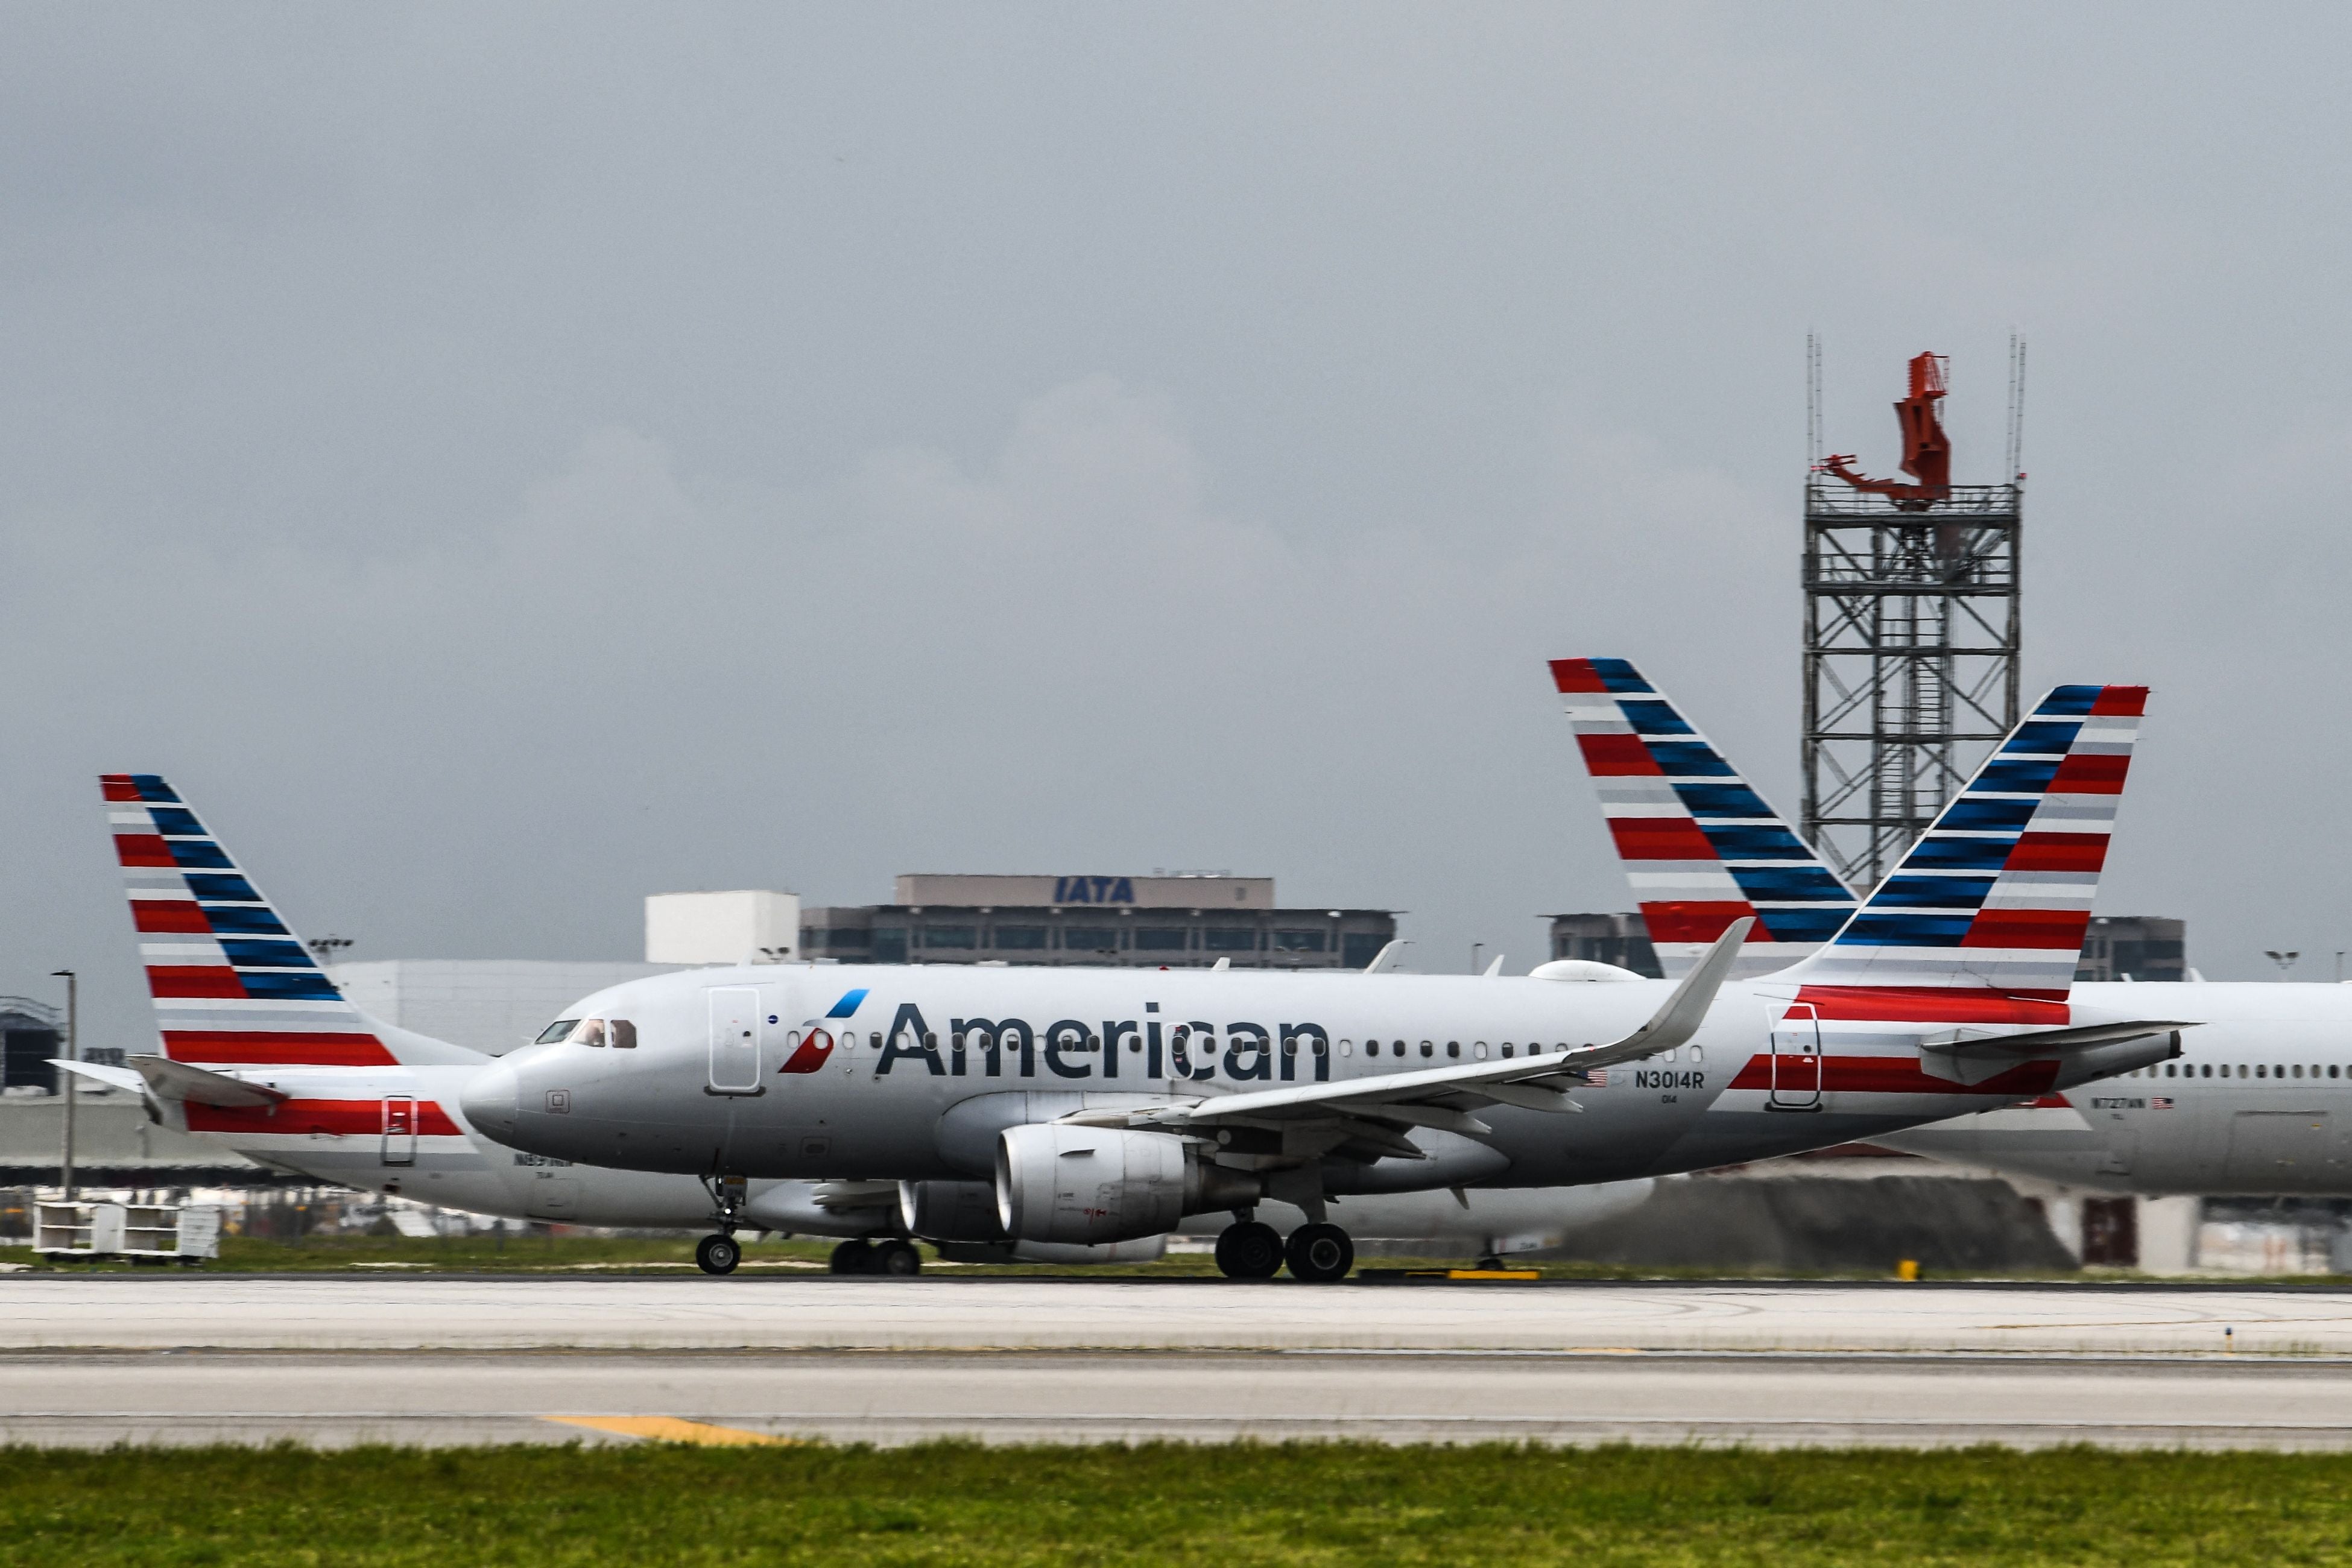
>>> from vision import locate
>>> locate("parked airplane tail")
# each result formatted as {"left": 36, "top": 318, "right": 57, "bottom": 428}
{"left": 103, "top": 773, "right": 405, "bottom": 1070}
{"left": 1772, "top": 684, "right": 2147, "bottom": 1020}
{"left": 1551, "top": 657, "right": 1857, "bottom": 979}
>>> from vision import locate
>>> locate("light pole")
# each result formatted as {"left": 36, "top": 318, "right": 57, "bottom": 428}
{"left": 49, "top": 969, "right": 75, "bottom": 1201}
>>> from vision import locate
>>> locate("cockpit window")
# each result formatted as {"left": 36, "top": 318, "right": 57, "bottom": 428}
{"left": 536, "top": 1019, "right": 580, "bottom": 1044}
{"left": 572, "top": 1019, "right": 607, "bottom": 1047}
{"left": 610, "top": 1019, "right": 637, "bottom": 1049}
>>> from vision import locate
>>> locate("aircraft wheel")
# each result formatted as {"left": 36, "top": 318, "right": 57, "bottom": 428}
{"left": 1213, "top": 1220, "right": 1284, "bottom": 1280}
{"left": 1284, "top": 1223, "right": 1355, "bottom": 1283}
{"left": 695, "top": 1233, "right": 742, "bottom": 1276}
{"left": 1474, "top": 1254, "right": 1505, "bottom": 1272}
{"left": 871, "top": 1239, "right": 923, "bottom": 1277}
{"left": 828, "top": 1239, "right": 874, "bottom": 1274}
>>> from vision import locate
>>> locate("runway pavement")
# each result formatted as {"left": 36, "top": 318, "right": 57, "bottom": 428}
{"left": 7, "top": 1275, "right": 2351, "bottom": 1449}
{"left": 6, "top": 1349, "right": 2352, "bottom": 1450}
{"left": 0, "top": 1273, "right": 2347, "bottom": 1355}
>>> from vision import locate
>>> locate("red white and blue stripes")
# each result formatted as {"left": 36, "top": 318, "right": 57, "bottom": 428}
{"left": 1552, "top": 658, "right": 1857, "bottom": 979}
{"left": 1781, "top": 683, "right": 2146, "bottom": 1019}
{"left": 103, "top": 774, "right": 395, "bottom": 1068}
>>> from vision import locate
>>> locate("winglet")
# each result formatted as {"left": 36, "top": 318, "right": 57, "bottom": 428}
{"left": 1605, "top": 915, "right": 1753, "bottom": 1060}
{"left": 1359, "top": 940, "right": 1411, "bottom": 975}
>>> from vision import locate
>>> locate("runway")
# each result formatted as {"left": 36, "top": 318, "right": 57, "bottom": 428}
{"left": 8, "top": 1276, "right": 2352, "bottom": 1449}
{"left": 1, "top": 1273, "right": 2348, "bottom": 1355}
{"left": 7, "top": 1350, "right": 2352, "bottom": 1450}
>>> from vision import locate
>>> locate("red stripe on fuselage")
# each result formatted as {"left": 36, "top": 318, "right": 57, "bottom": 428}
{"left": 163, "top": 1031, "right": 398, "bottom": 1067}
{"left": 185, "top": 1099, "right": 463, "bottom": 1137}
{"left": 1727, "top": 1054, "right": 2061, "bottom": 1098}
{"left": 1791, "top": 986, "right": 2071, "bottom": 1024}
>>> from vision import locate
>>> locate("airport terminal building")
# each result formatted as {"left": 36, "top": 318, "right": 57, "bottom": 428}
{"left": 801, "top": 874, "right": 1395, "bottom": 970}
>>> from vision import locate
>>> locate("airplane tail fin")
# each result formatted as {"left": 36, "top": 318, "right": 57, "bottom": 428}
{"left": 103, "top": 773, "right": 399, "bottom": 1069}
{"left": 1775, "top": 684, "right": 2148, "bottom": 1019}
{"left": 1551, "top": 658, "right": 1857, "bottom": 979}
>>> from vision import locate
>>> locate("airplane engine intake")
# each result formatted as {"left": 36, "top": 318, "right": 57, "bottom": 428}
{"left": 994, "top": 1124, "right": 1261, "bottom": 1244}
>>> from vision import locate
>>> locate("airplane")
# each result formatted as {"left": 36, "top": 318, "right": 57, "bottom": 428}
{"left": 83, "top": 773, "right": 1652, "bottom": 1274}
{"left": 1553, "top": 657, "right": 2352, "bottom": 1196}
{"left": 457, "top": 679, "right": 2187, "bottom": 1279}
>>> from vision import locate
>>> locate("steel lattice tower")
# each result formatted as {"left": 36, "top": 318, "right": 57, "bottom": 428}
{"left": 1800, "top": 344, "right": 2025, "bottom": 892}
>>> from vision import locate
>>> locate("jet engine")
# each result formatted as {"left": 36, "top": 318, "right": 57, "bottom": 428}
{"left": 994, "top": 1124, "right": 1261, "bottom": 1245}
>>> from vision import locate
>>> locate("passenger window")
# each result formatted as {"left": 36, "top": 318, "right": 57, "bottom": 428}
{"left": 1446, "top": 1042, "right": 1460, "bottom": 1059}
{"left": 572, "top": 1019, "right": 606, "bottom": 1047}
{"left": 2335, "top": 1066, "right": 2342, "bottom": 1079}
{"left": 536, "top": 1019, "right": 580, "bottom": 1045}
{"left": 610, "top": 1019, "right": 637, "bottom": 1049}
{"left": 2240, "top": 1064, "right": 2249, "bottom": 1078}
{"left": 1314, "top": 1038, "right": 1327, "bottom": 1057}
{"left": 1474, "top": 1043, "right": 1488, "bottom": 1060}
{"left": 1421, "top": 1042, "right": 1434, "bottom": 1058}
{"left": 1339, "top": 1040, "right": 1353, "bottom": 1057}
{"left": 2164, "top": 1064, "right": 2176, "bottom": 1077}
{"left": 1690, "top": 1046, "right": 1703, "bottom": 1064}
{"left": 2294, "top": 1064, "right": 2304, "bottom": 1078}
{"left": 1501, "top": 1045, "right": 1514, "bottom": 1059}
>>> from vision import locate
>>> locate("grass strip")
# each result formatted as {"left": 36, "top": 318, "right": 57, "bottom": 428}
{"left": 5, "top": 1441, "right": 2352, "bottom": 1566}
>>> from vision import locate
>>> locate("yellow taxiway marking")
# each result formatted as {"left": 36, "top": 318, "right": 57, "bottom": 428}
{"left": 545, "top": 1415, "right": 790, "bottom": 1446}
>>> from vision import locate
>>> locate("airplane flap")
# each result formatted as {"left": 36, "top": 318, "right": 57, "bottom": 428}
{"left": 127, "top": 1053, "right": 291, "bottom": 1109}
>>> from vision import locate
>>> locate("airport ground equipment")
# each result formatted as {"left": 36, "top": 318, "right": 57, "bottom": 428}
{"left": 33, "top": 1198, "right": 220, "bottom": 1264}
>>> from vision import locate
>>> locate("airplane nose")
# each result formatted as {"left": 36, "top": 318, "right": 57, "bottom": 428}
{"left": 459, "top": 1060, "right": 521, "bottom": 1142}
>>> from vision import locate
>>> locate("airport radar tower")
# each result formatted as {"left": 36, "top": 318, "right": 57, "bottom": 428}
{"left": 1801, "top": 340, "right": 2026, "bottom": 890}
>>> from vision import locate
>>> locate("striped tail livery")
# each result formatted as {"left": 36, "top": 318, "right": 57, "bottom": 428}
{"left": 1551, "top": 657, "right": 1857, "bottom": 979}
{"left": 104, "top": 773, "right": 397, "bottom": 1070}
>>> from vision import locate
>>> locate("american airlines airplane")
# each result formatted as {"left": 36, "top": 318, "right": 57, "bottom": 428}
{"left": 83, "top": 774, "right": 1652, "bottom": 1274}
{"left": 1552, "top": 657, "right": 2352, "bottom": 1196}
{"left": 454, "top": 680, "right": 2186, "bottom": 1279}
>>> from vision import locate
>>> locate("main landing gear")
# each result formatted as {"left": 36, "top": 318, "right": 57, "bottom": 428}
{"left": 829, "top": 1238, "right": 923, "bottom": 1276}
{"left": 1215, "top": 1219, "right": 1354, "bottom": 1283}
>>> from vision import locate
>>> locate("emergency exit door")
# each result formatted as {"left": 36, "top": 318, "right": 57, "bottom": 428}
{"left": 381, "top": 1094, "right": 418, "bottom": 1165}
{"left": 1769, "top": 1004, "right": 1822, "bottom": 1111}
{"left": 707, "top": 987, "right": 764, "bottom": 1094}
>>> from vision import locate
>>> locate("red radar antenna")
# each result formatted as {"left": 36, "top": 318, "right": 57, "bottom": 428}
{"left": 1820, "top": 352, "right": 1951, "bottom": 511}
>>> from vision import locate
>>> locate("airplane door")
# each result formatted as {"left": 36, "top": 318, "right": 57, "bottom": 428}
{"left": 707, "top": 987, "right": 764, "bottom": 1095}
{"left": 1769, "top": 1004, "right": 1822, "bottom": 1111}
{"left": 381, "top": 1095, "right": 418, "bottom": 1166}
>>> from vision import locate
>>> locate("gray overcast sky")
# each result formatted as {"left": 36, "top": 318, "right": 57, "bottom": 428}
{"left": 6, "top": 4, "right": 2348, "bottom": 1050}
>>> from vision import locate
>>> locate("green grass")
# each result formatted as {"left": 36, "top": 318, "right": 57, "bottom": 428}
{"left": 6, "top": 1442, "right": 2352, "bottom": 1566}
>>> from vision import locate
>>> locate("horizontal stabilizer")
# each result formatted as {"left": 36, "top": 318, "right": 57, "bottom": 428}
{"left": 127, "top": 1053, "right": 289, "bottom": 1108}
{"left": 1926, "top": 1019, "right": 2195, "bottom": 1055}
{"left": 49, "top": 1059, "right": 146, "bottom": 1095}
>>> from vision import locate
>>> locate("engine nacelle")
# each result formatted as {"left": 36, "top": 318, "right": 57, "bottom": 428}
{"left": 994, "top": 1124, "right": 1260, "bottom": 1244}
{"left": 898, "top": 1179, "right": 1007, "bottom": 1242}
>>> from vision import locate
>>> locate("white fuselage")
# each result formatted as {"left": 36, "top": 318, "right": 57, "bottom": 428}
{"left": 461, "top": 961, "right": 2173, "bottom": 1193}
{"left": 1881, "top": 981, "right": 2352, "bottom": 1194}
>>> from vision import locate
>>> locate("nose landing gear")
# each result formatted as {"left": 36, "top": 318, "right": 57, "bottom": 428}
{"left": 695, "top": 1233, "right": 742, "bottom": 1276}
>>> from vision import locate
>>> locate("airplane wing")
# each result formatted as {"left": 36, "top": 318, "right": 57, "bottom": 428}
{"left": 1098, "top": 918, "right": 1754, "bottom": 1143}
